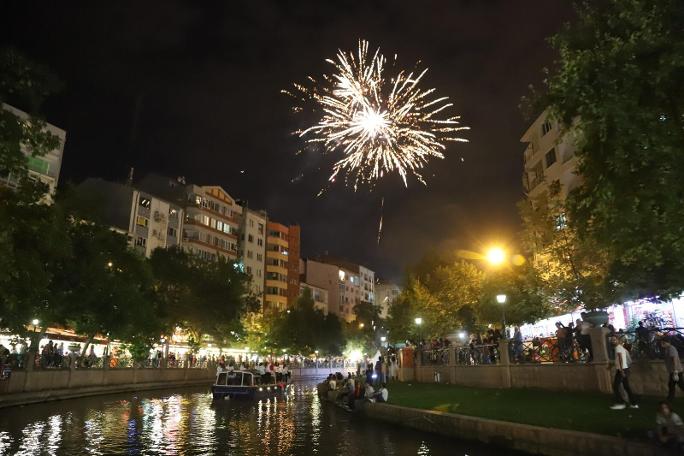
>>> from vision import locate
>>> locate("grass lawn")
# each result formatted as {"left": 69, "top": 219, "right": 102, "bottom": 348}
{"left": 386, "top": 381, "right": 684, "bottom": 439}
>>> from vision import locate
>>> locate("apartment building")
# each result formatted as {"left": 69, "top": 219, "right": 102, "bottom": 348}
{"left": 375, "top": 282, "right": 401, "bottom": 320}
{"left": 264, "top": 221, "right": 300, "bottom": 312}
{"left": 521, "top": 109, "right": 581, "bottom": 200}
{"left": 302, "top": 257, "right": 375, "bottom": 323}
{"left": 1, "top": 103, "right": 66, "bottom": 203}
{"left": 76, "top": 178, "right": 183, "bottom": 257}
{"left": 240, "top": 208, "right": 267, "bottom": 306}
{"left": 300, "top": 282, "right": 329, "bottom": 315}
{"left": 138, "top": 175, "right": 241, "bottom": 262}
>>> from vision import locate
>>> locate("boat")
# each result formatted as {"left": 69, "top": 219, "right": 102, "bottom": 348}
{"left": 211, "top": 370, "right": 287, "bottom": 400}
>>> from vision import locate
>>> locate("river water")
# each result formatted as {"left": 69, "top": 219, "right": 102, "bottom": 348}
{"left": 0, "top": 383, "right": 523, "bottom": 455}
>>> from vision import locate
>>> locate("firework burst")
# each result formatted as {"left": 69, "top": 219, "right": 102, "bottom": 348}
{"left": 284, "top": 40, "right": 468, "bottom": 189}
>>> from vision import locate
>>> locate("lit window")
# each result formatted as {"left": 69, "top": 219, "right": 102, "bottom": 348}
{"left": 138, "top": 196, "right": 151, "bottom": 208}
{"left": 136, "top": 216, "right": 149, "bottom": 227}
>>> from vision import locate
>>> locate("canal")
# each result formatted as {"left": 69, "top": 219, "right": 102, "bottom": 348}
{"left": 0, "top": 382, "right": 523, "bottom": 455}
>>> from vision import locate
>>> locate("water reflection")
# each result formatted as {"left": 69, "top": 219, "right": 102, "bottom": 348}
{"left": 0, "top": 384, "right": 523, "bottom": 456}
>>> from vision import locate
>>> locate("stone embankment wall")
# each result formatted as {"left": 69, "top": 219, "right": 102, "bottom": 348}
{"left": 404, "top": 327, "right": 672, "bottom": 396}
{"left": 0, "top": 368, "right": 215, "bottom": 408}
{"left": 364, "top": 403, "right": 663, "bottom": 456}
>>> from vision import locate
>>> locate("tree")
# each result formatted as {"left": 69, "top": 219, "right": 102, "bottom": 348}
{"left": 270, "top": 289, "right": 343, "bottom": 356}
{"left": 478, "top": 262, "right": 548, "bottom": 326}
{"left": 385, "top": 294, "right": 417, "bottom": 344}
{"left": 150, "top": 247, "right": 256, "bottom": 346}
{"left": 51, "top": 220, "right": 158, "bottom": 355}
{"left": 0, "top": 47, "right": 67, "bottom": 341}
{"left": 518, "top": 187, "right": 613, "bottom": 310}
{"left": 405, "top": 259, "right": 484, "bottom": 338}
{"left": 543, "top": 0, "right": 684, "bottom": 300}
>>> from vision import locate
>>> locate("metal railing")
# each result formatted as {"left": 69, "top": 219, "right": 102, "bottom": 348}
{"left": 455, "top": 344, "right": 499, "bottom": 365}
{"left": 511, "top": 336, "right": 589, "bottom": 364}
{"left": 607, "top": 327, "right": 684, "bottom": 361}
{"left": 420, "top": 348, "right": 451, "bottom": 366}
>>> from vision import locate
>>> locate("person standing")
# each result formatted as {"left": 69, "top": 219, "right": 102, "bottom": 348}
{"left": 661, "top": 338, "right": 684, "bottom": 401}
{"left": 610, "top": 336, "right": 638, "bottom": 409}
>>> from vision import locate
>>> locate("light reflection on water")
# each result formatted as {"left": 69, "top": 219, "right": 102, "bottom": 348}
{"left": 0, "top": 383, "right": 521, "bottom": 456}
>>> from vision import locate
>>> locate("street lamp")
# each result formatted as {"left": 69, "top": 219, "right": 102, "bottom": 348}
{"left": 414, "top": 317, "right": 423, "bottom": 326}
{"left": 486, "top": 247, "right": 507, "bottom": 266}
{"left": 496, "top": 294, "right": 507, "bottom": 336}
{"left": 358, "top": 322, "right": 365, "bottom": 329}
{"left": 380, "top": 336, "right": 387, "bottom": 343}
{"left": 31, "top": 318, "right": 40, "bottom": 326}
{"left": 414, "top": 317, "right": 423, "bottom": 344}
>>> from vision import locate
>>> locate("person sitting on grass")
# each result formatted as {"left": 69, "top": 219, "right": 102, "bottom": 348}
{"left": 372, "top": 383, "right": 388, "bottom": 403}
{"left": 655, "top": 402, "right": 684, "bottom": 450}
{"left": 364, "top": 381, "right": 375, "bottom": 400}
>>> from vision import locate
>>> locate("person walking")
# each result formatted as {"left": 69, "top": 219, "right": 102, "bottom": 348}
{"left": 610, "top": 336, "right": 638, "bottom": 410}
{"left": 661, "top": 338, "right": 684, "bottom": 401}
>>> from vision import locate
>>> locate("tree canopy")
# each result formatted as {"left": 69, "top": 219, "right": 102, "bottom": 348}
{"left": 544, "top": 0, "right": 684, "bottom": 300}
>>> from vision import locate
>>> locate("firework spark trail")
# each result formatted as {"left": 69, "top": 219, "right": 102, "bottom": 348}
{"left": 284, "top": 39, "right": 469, "bottom": 190}
{"left": 377, "top": 196, "right": 384, "bottom": 245}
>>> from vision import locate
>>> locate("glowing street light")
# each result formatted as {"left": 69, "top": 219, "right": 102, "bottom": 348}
{"left": 358, "top": 322, "right": 365, "bottom": 329}
{"left": 486, "top": 247, "right": 507, "bottom": 266}
{"left": 414, "top": 317, "right": 423, "bottom": 326}
{"left": 380, "top": 336, "right": 387, "bottom": 342}
{"left": 31, "top": 318, "right": 40, "bottom": 326}
{"left": 496, "top": 294, "right": 507, "bottom": 336}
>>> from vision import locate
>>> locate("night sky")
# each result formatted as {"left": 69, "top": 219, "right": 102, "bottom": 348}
{"left": 2, "top": 1, "right": 573, "bottom": 281}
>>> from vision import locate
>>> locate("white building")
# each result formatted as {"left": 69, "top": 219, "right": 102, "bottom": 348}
{"left": 240, "top": 208, "right": 267, "bottom": 306}
{"left": 375, "top": 282, "right": 401, "bottom": 320}
{"left": 521, "top": 109, "right": 580, "bottom": 200}
{"left": 77, "top": 178, "right": 184, "bottom": 257}
{"left": 1, "top": 103, "right": 66, "bottom": 203}
{"left": 300, "top": 281, "right": 329, "bottom": 315}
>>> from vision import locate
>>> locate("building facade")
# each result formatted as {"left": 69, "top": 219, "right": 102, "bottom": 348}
{"left": 375, "top": 282, "right": 401, "bottom": 320}
{"left": 182, "top": 185, "right": 241, "bottom": 262}
{"left": 300, "top": 282, "right": 329, "bottom": 315}
{"left": 302, "top": 257, "right": 375, "bottom": 323}
{"left": 264, "top": 221, "right": 300, "bottom": 312}
{"left": 1, "top": 104, "right": 66, "bottom": 203}
{"left": 521, "top": 109, "right": 580, "bottom": 200}
{"left": 76, "top": 178, "right": 184, "bottom": 257}
{"left": 240, "top": 208, "right": 267, "bottom": 306}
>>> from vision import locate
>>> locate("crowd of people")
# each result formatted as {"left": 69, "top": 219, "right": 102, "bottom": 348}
{"left": 216, "top": 356, "right": 291, "bottom": 384}
{"left": 319, "top": 359, "right": 390, "bottom": 410}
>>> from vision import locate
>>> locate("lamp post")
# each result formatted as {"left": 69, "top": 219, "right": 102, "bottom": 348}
{"left": 414, "top": 317, "right": 423, "bottom": 344}
{"left": 485, "top": 247, "right": 507, "bottom": 267}
{"left": 496, "top": 294, "right": 507, "bottom": 336}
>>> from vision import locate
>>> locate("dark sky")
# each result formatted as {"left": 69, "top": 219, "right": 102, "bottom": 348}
{"left": 2, "top": 1, "right": 572, "bottom": 281}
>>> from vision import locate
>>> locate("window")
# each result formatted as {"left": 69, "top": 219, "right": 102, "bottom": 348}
{"left": 249, "top": 219, "right": 254, "bottom": 228}
{"left": 258, "top": 223, "right": 264, "bottom": 234}
{"left": 256, "top": 253, "right": 263, "bottom": 262}
{"left": 136, "top": 216, "right": 149, "bottom": 227}
{"left": 247, "top": 250, "right": 254, "bottom": 259}
{"left": 169, "top": 208, "right": 177, "bottom": 217}
{"left": 167, "top": 227, "right": 177, "bottom": 237}
{"left": 257, "top": 238, "right": 263, "bottom": 246}
{"left": 257, "top": 268, "right": 262, "bottom": 278}
{"left": 135, "top": 237, "right": 146, "bottom": 247}
{"left": 138, "top": 196, "right": 151, "bottom": 208}
{"left": 216, "top": 221, "right": 224, "bottom": 232}
{"left": 545, "top": 148, "right": 557, "bottom": 168}
{"left": 248, "top": 234, "right": 254, "bottom": 243}
{"left": 541, "top": 120, "right": 552, "bottom": 136}
{"left": 246, "top": 266, "right": 252, "bottom": 274}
